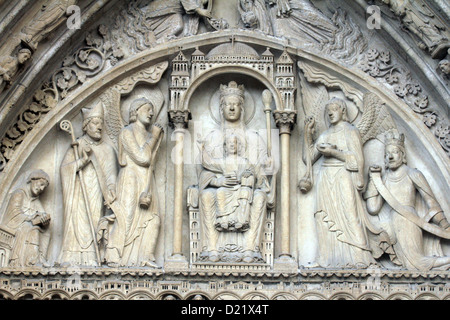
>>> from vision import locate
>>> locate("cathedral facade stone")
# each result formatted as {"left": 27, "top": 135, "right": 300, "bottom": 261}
{"left": 0, "top": 0, "right": 448, "bottom": 301}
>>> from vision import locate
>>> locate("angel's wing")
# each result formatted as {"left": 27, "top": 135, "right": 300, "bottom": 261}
{"left": 299, "top": 72, "right": 329, "bottom": 139}
{"left": 357, "top": 92, "right": 397, "bottom": 145}
{"left": 99, "top": 88, "right": 123, "bottom": 149}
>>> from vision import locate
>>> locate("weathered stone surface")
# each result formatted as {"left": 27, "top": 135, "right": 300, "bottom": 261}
{"left": 0, "top": 0, "right": 448, "bottom": 301}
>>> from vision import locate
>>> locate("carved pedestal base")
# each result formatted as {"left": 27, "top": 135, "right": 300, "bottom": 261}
{"left": 164, "top": 254, "right": 189, "bottom": 272}
{"left": 273, "top": 255, "right": 298, "bottom": 274}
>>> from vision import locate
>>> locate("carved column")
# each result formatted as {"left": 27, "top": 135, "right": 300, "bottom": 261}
{"left": 273, "top": 110, "right": 296, "bottom": 261}
{"left": 168, "top": 109, "right": 191, "bottom": 262}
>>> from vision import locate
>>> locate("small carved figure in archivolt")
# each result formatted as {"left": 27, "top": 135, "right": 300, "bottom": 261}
{"left": 142, "top": 0, "right": 213, "bottom": 41}
{"left": 365, "top": 130, "right": 450, "bottom": 271}
{"left": 438, "top": 58, "right": 450, "bottom": 78}
{"left": 0, "top": 48, "right": 32, "bottom": 93}
{"left": 18, "top": 0, "right": 78, "bottom": 50}
{"left": 239, "top": 0, "right": 335, "bottom": 45}
{"left": 1, "top": 170, "right": 51, "bottom": 267}
{"left": 382, "top": 0, "right": 449, "bottom": 58}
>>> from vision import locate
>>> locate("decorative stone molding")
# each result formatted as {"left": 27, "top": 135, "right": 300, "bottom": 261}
{"left": 360, "top": 48, "right": 450, "bottom": 156}
{"left": 0, "top": 270, "right": 449, "bottom": 300}
{"left": 0, "top": 23, "right": 126, "bottom": 172}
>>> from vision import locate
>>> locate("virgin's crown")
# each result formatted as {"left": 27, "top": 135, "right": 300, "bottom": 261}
{"left": 220, "top": 81, "right": 245, "bottom": 99}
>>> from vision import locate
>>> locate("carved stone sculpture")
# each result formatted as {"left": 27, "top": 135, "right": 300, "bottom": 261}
{"left": 438, "top": 58, "right": 450, "bottom": 77}
{"left": 382, "top": 0, "right": 449, "bottom": 58}
{"left": 238, "top": 0, "right": 272, "bottom": 34}
{"left": 239, "top": 0, "right": 336, "bottom": 45}
{"left": 267, "top": 0, "right": 336, "bottom": 45}
{"left": 0, "top": 170, "right": 51, "bottom": 267}
{"left": 58, "top": 102, "right": 118, "bottom": 267}
{"left": 19, "top": 0, "right": 78, "bottom": 50}
{"left": 142, "top": 0, "right": 212, "bottom": 41}
{"left": 105, "top": 98, "right": 164, "bottom": 268}
{"left": 0, "top": 48, "right": 31, "bottom": 93}
{"left": 199, "top": 134, "right": 256, "bottom": 233}
{"left": 1, "top": 0, "right": 450, "bottom": 301}
{"left": 365, "top": 130, "right": 450, "bottom": 271}
{"left": 197, "top": 81, "right": 274, "bottom": 263}
{"left": 303, "top": 98, "right": 379, "bottom": 268}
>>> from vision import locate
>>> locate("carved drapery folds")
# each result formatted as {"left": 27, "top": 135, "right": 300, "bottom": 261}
{"left": 380, "top": 0, "right": 449, "bottom": 59}
{"left": 195, "top": 81, "right": 275, "bottom": 264}
{"left": 168, "top": 43, "right": 294, "bottom": 267}
{"left": 0, "top": 0, "right": 79, "bottom": 95}
{"left": 0, "top": 0, "right": 448, "bottom": 175}
{"left": 1, "top": 170, "right": 51, "bottom": 267}
{"left": 0, "top": 23, "right": 125, "bottom": 172}
{"left": 0, "top": 0, "right": 449, "bottom": 301}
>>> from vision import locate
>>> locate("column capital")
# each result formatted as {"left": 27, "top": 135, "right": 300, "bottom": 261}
{"left": 169, "top": 109, "right": 191, "bottom": 130}
{"left": 273, "top": 110, "right": 297, "bottom": 135}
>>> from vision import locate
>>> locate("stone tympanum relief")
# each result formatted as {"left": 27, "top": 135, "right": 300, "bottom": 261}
{"left": 303, "top": 98, "right": 377, "bottom": 268}
{"left": 195, "top": 81, "right": 275, "bottom": 264}
{"left": 58, "top": 102, "right": 118, "bottom": 267}
{"left": 2, "top": 0, "right": 448, "bottom": 177}
{"left": 57, "top": 87, "right": 166, "bottom": 268}
{"left": 365, "top": 130, "right": 450, "bottom": 271}
{"left": 0, "top": 0, "right": 449, "bottom": 301}
{"left": 0, "top": 170, "right": 51, "bottom": 267}
{"left": 3, "top": 64, "right": 169, "bottom": 270}
{"left": 104, "top": 97, "right": 164, "bottom": 268}
{"left": 301, "top": 92, "right": 398, "bottom": 269}
{"left": 0, "top": 42, "right": 448, "bottom": 273}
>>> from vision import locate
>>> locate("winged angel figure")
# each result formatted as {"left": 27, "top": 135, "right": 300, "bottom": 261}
{"left": 299, "top": 82, "right": 397, "bottom": 193}
{"left": 299, "top": 76, "right": 397, "bottom": 268}
{"left": 96, "top": 67, "right": 167, "bottom": 268}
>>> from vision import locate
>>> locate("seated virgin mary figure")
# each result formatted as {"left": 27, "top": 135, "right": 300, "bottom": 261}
{"left": 197, "top": 81, "right": 274, "bottom": 264}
